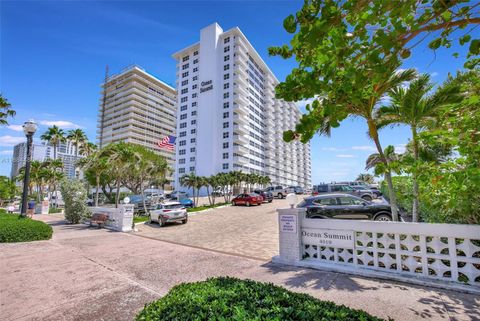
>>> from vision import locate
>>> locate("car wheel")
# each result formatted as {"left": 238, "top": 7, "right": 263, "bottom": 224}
{"left": 375, "top": 214, "right": 392, "bottom": 222}
{"left": 268, "top": 200, "right": 272, "bottom": 203}
{"left": 232, "top": 201, "right": 236, "bottom": 206}
{"left": 181, "top": 217, "right": 188, "bottom": 224}
{"left": 158, "top": 217, "right": 165, "bottom": 227}
{"left": 362, "top": 195, "right": 373, "bottom": 202}
{"left": 246, "top": 201, "right": 250, "bottom": 207}
{"left": 278, "top": 193, "right": 284, "bottom": 199}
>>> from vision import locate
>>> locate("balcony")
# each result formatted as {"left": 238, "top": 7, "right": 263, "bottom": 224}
{"left": 233, "top": 134, "right": 249, "bottom": 145}
{"left": 233, "top": 114, "right": 248, "bottom": 124}
{"left": 234, "top": 93, "right": 249, "bottom": 107}
{"left": 233, "top": 145, "right": 249, "bottom": 155}
{"left": 234, "top": 74, "right": 248, "bottom": 87}
{"left": 233, "top": 124, "right": 248, "bottom": 135}
{"left": 233, "top": 156, "right": 248, "bottom": 164}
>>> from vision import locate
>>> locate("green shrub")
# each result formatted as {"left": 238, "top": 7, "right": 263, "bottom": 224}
{"left": 0, "top": 212, "right": 53, "bottom": 243}
{"left": 60, "top": 179, "right": 91, "bottom": 224}
{"left": 49, "top": 207, "right": 62, "bottom": 214}
{"left": 136, "top": 277, "right": 384, "bottom": 321}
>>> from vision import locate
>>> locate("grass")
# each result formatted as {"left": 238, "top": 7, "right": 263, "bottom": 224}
{"left": 134, "top": 216, "right": 149, "bottom": 223}
{"left": 187, "top": 202, "right": 229, "bottom": 213}
{"left": 49, "top": 207, "right": 63, "bottom": 214}
{"left": 135, "top": 277, "right": 385, "bottom": 321}
{"left": 0, "top": 210, "right": 53, "bottom": 243}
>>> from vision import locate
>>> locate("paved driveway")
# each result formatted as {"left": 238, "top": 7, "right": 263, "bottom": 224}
{"left": 135, "top": 198, "right": 289, "bottom": 260}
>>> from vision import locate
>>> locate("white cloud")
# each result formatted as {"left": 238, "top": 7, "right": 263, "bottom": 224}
{"left": 295, "top": 97, "right": 316, "bottom": 110}
{"left": 351, "top": 145, "right": 377, "bottom": 152}
{"left": 321, "top": 147, "right": 347, "bottom": 152}
{"left": 6, "top": 124, "right": 24, "bottom": 132}
{"left": 0, "top": 135, "right": 26, "bottom": 147}
{"left": 395, "top": 144, "right": 407, "bottom": 154}
{"left": 336, "top": 154, "right": 357, "bottom": 158}
{"left": 431, "top": 72, "right": 439, "bottom": 77}
{"left": 0, "top": 150, "right": 13, "bottom": 155}
{"left": 39, "top": 120, "right": 81, "bottom": 129}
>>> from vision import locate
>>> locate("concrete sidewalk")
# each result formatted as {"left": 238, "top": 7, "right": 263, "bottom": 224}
{"left": 0, "top": 215, "right": 478, "bottom": 321}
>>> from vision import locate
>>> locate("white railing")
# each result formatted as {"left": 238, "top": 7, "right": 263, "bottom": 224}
{"left": 274, "top": 208, "right": 480, "bottom": 293}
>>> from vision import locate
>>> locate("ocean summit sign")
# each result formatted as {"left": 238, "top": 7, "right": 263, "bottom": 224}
{"left": 200, "top": 80, "right": 213, "bottom": 93}
{"left": 302, "top": 228, "right": 355, "bottom": 248}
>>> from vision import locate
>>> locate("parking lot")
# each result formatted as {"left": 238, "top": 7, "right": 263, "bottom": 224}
{"left": 136, "top": 198, "right": 290, "bottom": 260}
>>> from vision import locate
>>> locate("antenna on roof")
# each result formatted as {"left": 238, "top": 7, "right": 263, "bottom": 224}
{"left": 99, "top": 65, "right": 109, "bottom": 149}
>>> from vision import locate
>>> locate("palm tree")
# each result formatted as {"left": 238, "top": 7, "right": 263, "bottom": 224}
{"left": 45, "top": 158, "right": 64, "bottom": 207}
{"left": 67, "top": 129, "right": 87, "bottom": 157}
{"left": 356, "top": 173, "right": 375, "bottom": 185}
{"left": 0, "top": 94, "right": 15, "bottom": 125}
{"left": 180, "top": 173, "right": 202, "bottom": 206}
{"left": 378, "top": 74, "right": 462, "bottom": 221}
{"left": 41, "top": 125, "right": 66, "bottom": 160}
{"left": 80, "top": 150, "right": 110, "bottom": 207}
{"left": 79, "top": 142, "right": 97, "bottom": 157}
{"left": 103, "top": 142, "right": 135, "bottom": 207}
{"left": 365, "top": 145, "right": 402, "bottom": 184}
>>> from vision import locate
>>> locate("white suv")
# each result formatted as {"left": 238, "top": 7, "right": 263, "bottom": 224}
{"left": 149, "top": 202, "right": 188, "bottom": 227}
{"left": 265, "top": 186, "right": 289, "bottom": 199}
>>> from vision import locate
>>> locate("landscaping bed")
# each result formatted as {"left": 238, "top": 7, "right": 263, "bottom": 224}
{"left": 0, "top": 211, "right": 53, "bottom": 243}
{"left": 187, "top": 202, "right": 229, "bottom": 213}
{"left": 136, "top": 277, "right": 384, "bottom": 321}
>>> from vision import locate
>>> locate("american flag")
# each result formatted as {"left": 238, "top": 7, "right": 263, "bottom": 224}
{"left": 156, "top": 135, "right": 176, "bottom": 150}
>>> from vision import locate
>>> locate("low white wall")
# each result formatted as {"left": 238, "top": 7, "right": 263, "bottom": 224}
{"left": 274, "top": 208, "right": 480, "bottom": 294}
{"left": 90, "top": 205, "right": 134, "bottom": 232}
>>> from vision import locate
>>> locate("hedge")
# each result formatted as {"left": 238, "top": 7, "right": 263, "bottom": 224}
{"left": 136, "top": 277, "right": 385, "bottom": 321}
{"left": 0, "top": 211, "right": 53, "bottom": 243}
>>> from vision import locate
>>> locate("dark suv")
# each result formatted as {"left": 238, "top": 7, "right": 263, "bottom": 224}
{"left": 298, "top": 194, "right": 394, "bottom": 221}
{"left": 313, "top": 183, "right": 374, "bottom": 201}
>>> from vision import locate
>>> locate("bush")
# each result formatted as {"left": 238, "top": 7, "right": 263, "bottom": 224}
{"left": 49, "top": 207, "right": 62, "bottom": 214}
{"left": 0, "top": 211, "right": 53, "bottom": 243}
{"left": 60, "top": 179, "right": 91, "bottom": 224}
{"left": 136, "top": 277, "right": 384, "bottom": 321}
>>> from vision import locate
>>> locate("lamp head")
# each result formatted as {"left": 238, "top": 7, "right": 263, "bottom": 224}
{"left": 23, "top": 119, "right": 37, "bottom": 136}
{"left": 286, "top": 193, "right": 298, "bottom": 208}
{"left": 123, "top": 196, "right": 130, "bottom": 204}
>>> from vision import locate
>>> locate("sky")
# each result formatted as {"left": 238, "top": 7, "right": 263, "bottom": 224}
{"left": 0, "top": 0, "right": 472, "bottom": 183}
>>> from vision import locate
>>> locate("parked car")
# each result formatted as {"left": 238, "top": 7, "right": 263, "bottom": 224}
{"left": 149, "top": 201, "right": 188, "bottom": 226}
{"left": 297, "top": 194, "right": 394, "bottom": 221}
{"left": 294, "top": 186, "right": 304, "bottom": 194}
{"left": 253, "top": 189, "right": 273, "bottom": 203}
{"left": 211, "top": 190, "right": 224, "bottom": 197}
{"left": 168, "top": 191, "right": 189, "bottom": 200}
{"left": 352, "top": 185, "right": 382, "bottom": 198}
{"left": 129, "top": 195, "right": 155, "bottom": 214}
{"left": 265, "top": 186, "right": 289, "bottom": 199}
{"left": 313, "top": 184, "right": 374, "bottom": 201}
{"left": 178, "top": 198, "right": 194, "bottom": 208}
{"left": 232, "top": 193, "right": 263, "bottom": 206}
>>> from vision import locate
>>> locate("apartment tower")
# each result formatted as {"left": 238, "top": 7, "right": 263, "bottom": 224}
{"left": 97, "top": 65, "right": 177, "bottom": 180}
{"left": 172, "top": 23, "right": 311, "bottom": 189}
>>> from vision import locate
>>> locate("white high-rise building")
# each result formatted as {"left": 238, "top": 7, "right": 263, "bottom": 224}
{"left": 10, "top": 142, "right": 51, "bottom": 179}
{"left": 97, "top": 65, "right": 177, "bottom": 182}
{"left": 172, "top": 23, "right": 311, "bottom": 190}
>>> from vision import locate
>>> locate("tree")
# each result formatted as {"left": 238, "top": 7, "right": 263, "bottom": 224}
{"left": 60, "top": 179, "right": 90, "bottom": 224}
{"left": 79, "top": 142, "right": 97, "bottom": 157}
{"left": 180, "top": 173, "right": 201, "bottom": 206}
{"left": 67, "top": 129, "right": 87, "bottom": 157}
{"left": 80, "top": 150, "right": 113, "bottom": 206}
{"left": 356, "top": 174, "right": 375, "bottom": 185}
{"left": 40, "top": 125, "right": 66, "bottom": 160}
{"left": 0, "top": 176, "right": 17, "bottom": 205}
{"left": 378, "top": 74, "right": 462, "bottom": 221}
{"left": 0, "top": 95, "right": 15, "bottom": 125}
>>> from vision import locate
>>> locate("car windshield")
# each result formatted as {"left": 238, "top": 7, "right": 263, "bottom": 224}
{"left": 129, "top": 195, "right": 142, "bottom": 202}
{"left": 164, "top": 204, "right": 183, "bottom": 209}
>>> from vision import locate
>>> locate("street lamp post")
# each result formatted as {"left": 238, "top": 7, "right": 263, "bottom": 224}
{"left": 21, "top": 119, "right": 38, "bottom": 217}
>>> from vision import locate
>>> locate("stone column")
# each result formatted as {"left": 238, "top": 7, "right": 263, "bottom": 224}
{"left": 273, "top": 207, "right": 306, "bottom": 265}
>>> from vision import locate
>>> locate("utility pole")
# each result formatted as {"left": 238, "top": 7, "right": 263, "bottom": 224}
{"left": 99, "top": 65, "right": 109, "bottom": 149}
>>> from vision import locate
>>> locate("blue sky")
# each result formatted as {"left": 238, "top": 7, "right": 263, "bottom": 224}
{"left": 0, "top": 1, "right": 470, "bottom": 182}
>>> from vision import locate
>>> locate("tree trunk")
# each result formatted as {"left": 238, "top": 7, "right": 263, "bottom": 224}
{"left": 95, "top": 175, "right": 100, "bottom": 207}
{"left": 115, "top": 180, "right": 121, "bottom": 208}
{"left": 140, "top": 180, "right": 148, "bottom": 216}
{"left": 369, "top": 119, "right": 399, "bottom": 222}
{"left": 411, "top": 126, "right": 420, "bottom": 222}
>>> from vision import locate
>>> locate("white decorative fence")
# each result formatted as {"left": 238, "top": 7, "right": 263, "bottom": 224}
{"left": 274, "top": 208, "right": 480, "bottom": 293}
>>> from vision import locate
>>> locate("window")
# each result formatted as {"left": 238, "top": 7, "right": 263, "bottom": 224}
{"left": 190, "top": 147, "right": 196, "bottom": 152}
{"left": 224, "top": 83, "right": 229, "bottom": 89}
{"left": 191, "top": 120, "right": 196, "bottom": 125}
{"left": 181, "top": 88, "right": 188, "bottom": 94}
{"left": 190, "top": 138, "right": 196, "bottom": 143}
{"left": 223, "top": 102, "right": 229, "bottom": 109}
{"left": 190, "top": 156, "right": 195, "bottom": 162}
{"left": 193, "top": 67, "right": 198, "bottom": 72}
{"left": 180, "top": 105, "right": 187, "bottom": 111}
{"left": 224, "top": 74, "right": 230, "bottom": 80}
{"left": 179, "top": 150, "right": 186, "bottom": 155}
{"left": 182, "top": 55, "right": 189, "bottom": 62}
{"left": 181, "top": 97, "right": 188, "bottom": 103}
{"left": 182, "top": 72, "right": 189, "bottom": 78}
{"left": 223, "top": 93, "right": 229, "bottom": 99}
{"left": 224, "top": 55, "right": 230, "bottom": 62}
{"left": 179, "top": 131, "right": 186, "bottom": 137}
{"left": 224, "top": 37, "right": 230, "bottom": 44}
{"left": 223, "top": 112, "right": 229, "bottom": 118}
{"left": 182, "top": 63, "right": 189, "bottom": 70}
{"left": 180, "top": 122, "right": 187, "bottom": 128}
{"left": 179, "top": 158, "right": 186, "bottom": 164}
{"left": 179, "top": 168, "right": 185, "bottom": 173}
{"left": 180, "top": 113, "right": 187, "bottom": 120}
{"left": 181, "top": 80, "right": 188, "bottom": 86}
{"left": 179, "top": 140, "right": 186, "bottom": 146}
{"left": 192, "top": 93, "right": 197, "bottom": 98}
{"left": 191, "top": 111, "right": 197, "bottom": 116}
{"left": 223, "top": 142, "right": 229, "bottom": 149}
{"left": 223, "top": 152, "right": 229, "bottom": 159}
{"left": 313, "top": 198, "right": 337, "bottom": 206}
{"left": 223, "top": 132, "right": 229, "bottom": 139}
{"left": 193, "top": 76, "right": 198, "bottom": 81}
{"left": 193, "top": 50, "right": 198, "bottom": 56}
{"left": 338, "top": 196, "right": 363, "bottom": 205}
{"left": 224, "top": 64, "right": 230, "bottom": 71}
{"left": 193, "top": 59, "right": 198, "bottom": 64}
{"left": 191, "top": 129, "right": 196, "bottom": 134}
{"left": 192, "top": 102, "right": 197, "bottom": 107}
{"left": 315, "top": 185, "right": 328, "bottom": 193}
{"left": 189, "top": 167, "right": 195, "bottom": 172}
{"left": 224, "top": 46, "right": 230, "bottom": 52}
{"left": 223, "top": 122, "right": 229, "bottom": 128}
{"left": 192, "top": 84, "right": 197, "bottom": 89}
{"left": 222, "top": 163, "right": 229, "bottom": 170}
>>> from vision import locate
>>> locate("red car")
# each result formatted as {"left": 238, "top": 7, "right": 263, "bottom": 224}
{"left": 231, "top": 193, "right": 263, "bottom": 206}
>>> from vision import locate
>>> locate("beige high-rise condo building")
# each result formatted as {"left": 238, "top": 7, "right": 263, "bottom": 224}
{"left": 97, "top": 65, "right": 177, "bottom": 177}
